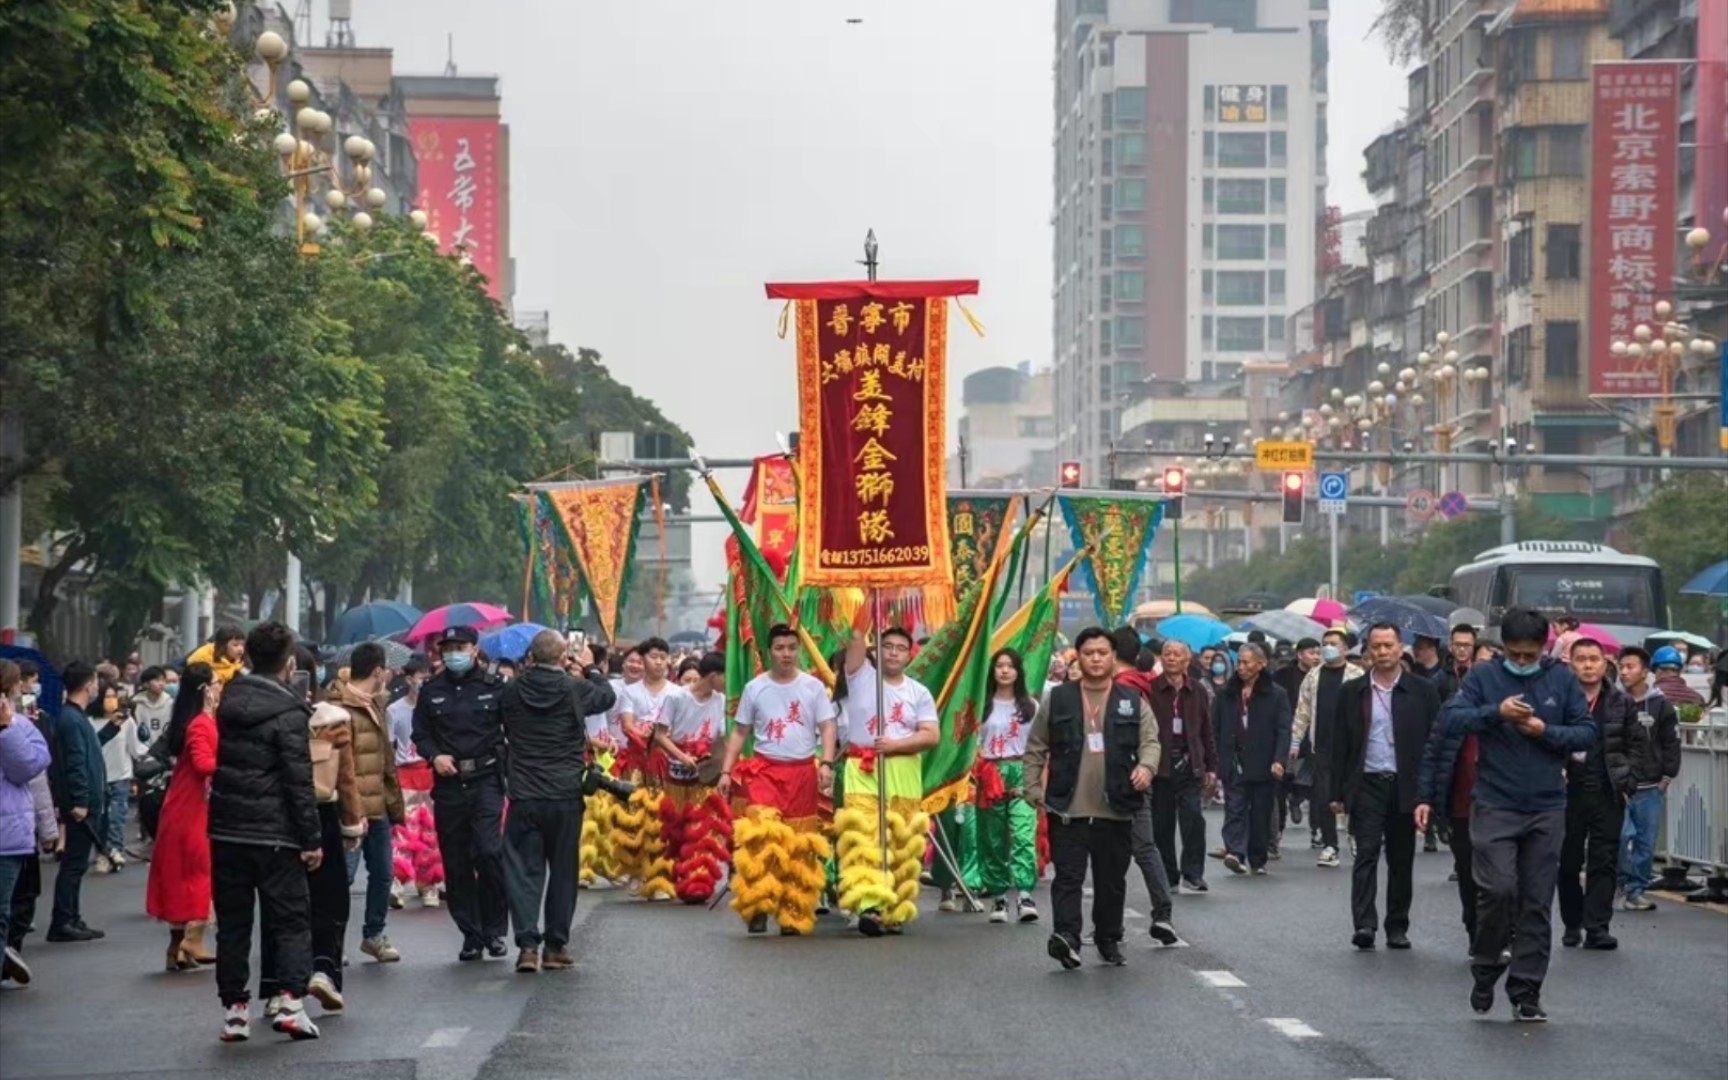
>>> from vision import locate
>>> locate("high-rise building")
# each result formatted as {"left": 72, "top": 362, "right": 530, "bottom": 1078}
{"left": 395, "top": 72, "right": 514, "bottom": 311}
{"left": 948, "top": 364, "right": 1056, "bottom": 489}
{"left": 1051, "top": 0, "right": 1329, "bottom": 484}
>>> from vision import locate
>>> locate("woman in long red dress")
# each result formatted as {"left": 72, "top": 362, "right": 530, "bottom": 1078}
{"left": 146, "top": 664, "right": 219, "bottom": 971}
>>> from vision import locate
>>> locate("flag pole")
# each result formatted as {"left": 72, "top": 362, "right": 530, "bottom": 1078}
{"left": 859, "top": 229, "right": 892, "bottom": 883}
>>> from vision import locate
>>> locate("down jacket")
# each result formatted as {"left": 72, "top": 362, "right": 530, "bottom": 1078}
{"left": 208, "top": 674, "right": 320, "bottom": 851}
{"left": 1564, "top": 681, "right": 1639, "bottom": 796}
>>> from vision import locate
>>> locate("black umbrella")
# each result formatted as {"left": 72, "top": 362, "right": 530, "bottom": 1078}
{"left": 1349, "top": 597, "right": 1450, "bottom": 644}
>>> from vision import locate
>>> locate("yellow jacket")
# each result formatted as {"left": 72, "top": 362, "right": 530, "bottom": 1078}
{"left": 186, "top": 641, "right": 245, "bottom": 685}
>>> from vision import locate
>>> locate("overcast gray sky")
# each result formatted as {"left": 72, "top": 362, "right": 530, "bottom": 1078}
{"left": 351, "top": 0, "right": 1408, "bottom": 604}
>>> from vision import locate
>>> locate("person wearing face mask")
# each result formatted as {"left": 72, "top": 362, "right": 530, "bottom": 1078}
{"left": 1441, "top": 606, "right": 1595, "bottom": 1023}
{"left": 1271, "top": 638, "right": 1322, "bottom": 860}
{"left": 411, "top": 625, "right": 509, "bottom": 963}
{"left": 1291, "top": 629, "right": 1361, "bottom": 869}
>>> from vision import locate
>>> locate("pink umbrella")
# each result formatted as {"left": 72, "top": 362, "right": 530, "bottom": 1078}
{"left": 404, "top": 602, "right": 514, "bottom": 646}
{"left": 1550, "top": 623, "right": 1621, "bottom": 656}
{"left": 1285, "top": 597, "right": 1351, "bottom": 627}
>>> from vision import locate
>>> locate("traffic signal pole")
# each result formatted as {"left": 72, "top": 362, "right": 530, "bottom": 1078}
{"left": 1172, "top": 519, "right": 1183, "bottom": 615}
{"left": 1328, "top": 509, "right": 1339, "bottom": 601}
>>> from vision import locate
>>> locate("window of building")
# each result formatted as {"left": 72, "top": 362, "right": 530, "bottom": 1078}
{"left": 1203, "top": 178, "right": 1215, "bottom": 213}
{"left": 1203, "top": 223, "right": 1214, "bottom": 258}
{"left": 1216, "top": 224, "right": 1266, "bottom": 259}
{"left": 1269, "top": 223, "right": 1286, "bottom": 259}
{"left": 1551, "top": 28, "right": 1587, "bottom": 80}
{"left": 1550, "top": 127, "right": 1584, "bottom": 176}
{"left": 1117, "top": 224, "right": 1146, "bottom": 258}
{"left": 1217, "top": 132, "right": 1267, "bottom": 168}
{"left": 1543, "top": 427, "right": 1582, "bottom": 454}
{"left": 1202, "top": 315, "right": 1213, "bottom": 347}
{"left": 1270, "top": 84, "right": 1288, "bottom": 122}
{"left": 1101, "top": 91, "right": 1114, "bottom": 130}
{"left": 1544, "top": 321, "right": 1580, "bottom": 380}
{"left": 1270, "top": 177, "right": 1287, "bottom": 214}
{"left": 1203, "top": 269, "right": 1214, "bottom": 300}
{"left": 1507, "top": 228, "right": 1534, "bottom": 286}
{"left": 1203, "top": 131, "right": 1216, "bottom": 168}
{"left": 1099, "top": 318, "right": 1113, "bottom": 354}
{"left": 1100, "top": 228, "right": 1114, "bottom": 266}
{"left": 1116, "top": 316, "right": 1145, "bottom": 348}
{"left": 1513, "top": 30, "right": 1539, "bottom": 82}
{"left": 1101, "top": 135, "right": 1114, "bottom": 176}
{"left": 1217, "top": 178, "right": 1266, "bottom": 214}
{"left": 1217, "top": 316, "right": 1266, "bottom": 351}
{"left": 1117, "top": 133, "right": 1147, "bottom": 167}
{"left": 1216, "top": 270, "right": 1266, "bottom": 305}
{"left": 1099, "top": 274, "right": 1111, "bottom": 311}
{"left": 1116, "top": 270, "right": 1145, "bottom": 301}
{"left": 1546, "top": 224, "right": 1581, "bottom": 280}
{"left": 1267, "top": 314, "right": 1285, "bottom": 345}
{"left": 1269, "top": 269, "right": 1286, "bottom": 305}
{"left": 1204, "top": 85, "right": 1216, "bottom": 124}
{"left": 1116, "top": 178, "right": 1146, "bottom": 211}
{"left": 1269, "top": 130, "right": 1287, "bottom": 167}
{"left": 1115, "top": 89, "right": 1146, "bottom": 126}
{"left": 1506, "top": 324, "right": 1532, "bottom": 382}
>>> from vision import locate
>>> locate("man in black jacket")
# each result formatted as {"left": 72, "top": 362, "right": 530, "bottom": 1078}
{"left": 412, "top": 625, "right": 509, "bottom": 961}
{"left": 499, "top": 631, "right": 614, "bottom": 974}
{"left": 1214, "top": 643, "right": 1292, "bottom": 875}
{"left": 1615, "top": 646, "right": 1682, "bottom": 912}
{"left": 208, "top": 622, "right": 322, "bottom": 1043}
{"left": 1330, "top": 624, "right": 1441, "bottom": 950}
{"left": 1558, "top": 638, "right": 1637, "bottom": 950}
{"left": 46, "top": 662, "right": 107, "bottom": 942}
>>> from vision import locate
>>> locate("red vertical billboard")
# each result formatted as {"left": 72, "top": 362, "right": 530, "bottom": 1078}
{"left": 1589, "top": 62, "right": 1681, "bottom": 397}
{"left": 410, "top": 118, "right": 504, "bottom": 302}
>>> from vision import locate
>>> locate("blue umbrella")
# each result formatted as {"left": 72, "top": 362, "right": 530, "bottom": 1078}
{"left": 1680, "top": 560, "right": 1728, "bottom": 598}
{"left": 1348, "top": 596, "right": 1449, "bottom": 644}
{"left": 1156, "top": 614, "right": 1234, "bottom": 651}
{"left": 479, "top": 622, "right": 552, "bottom": 662}
{"left": 330, "top": 601, "right": 423, "bottom": 646}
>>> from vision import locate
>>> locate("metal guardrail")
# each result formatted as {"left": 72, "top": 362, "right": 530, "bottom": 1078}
{"left": 1660, "top": 709, "right": 1728, "bottom": 897}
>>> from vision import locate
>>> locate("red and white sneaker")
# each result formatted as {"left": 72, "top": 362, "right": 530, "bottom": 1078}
{"left": 270, "top": 993, "right": 321, "bottom": 1040}
{"left": 220, "top": 1002, "right": 251, "bottom": 1042}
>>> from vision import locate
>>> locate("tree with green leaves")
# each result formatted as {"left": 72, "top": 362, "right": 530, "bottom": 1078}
{"left": 1628, "top": 474, "right": 1728, "bottom": 635}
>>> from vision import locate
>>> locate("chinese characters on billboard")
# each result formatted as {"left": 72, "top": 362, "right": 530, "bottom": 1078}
{"left": 410, "top": 117, "right": 504, "bottom": 303}
{"left": 1217, "top": 85, "right": 1267, "bottom": 124}
{"left": 1589, "top": 62, "right": 1680, "bottom": 396}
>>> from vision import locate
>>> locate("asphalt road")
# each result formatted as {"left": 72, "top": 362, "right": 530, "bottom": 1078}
{"left": 3, "top": 810, "right": 1724, "bottom": 1080}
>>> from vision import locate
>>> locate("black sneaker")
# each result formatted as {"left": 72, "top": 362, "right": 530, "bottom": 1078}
{"left": 1561, "top": 927, "right": 1582, "bottom": 948}
{"left": 1149, "top": 920, "right": 1179, "bottom": 946}
{"left": 1180, "top": 877, "right": 1209, "bottom": 894}
{"left": 778, "top": 925, "right": 803, "bottom": 937}
{"left": 485, "top": 937, "right": 508, "bottom": 959}
{"left": 1583, "top": 932, "right": 1618, "bottom": 950}
{"left": 856, "top": 911, "right": 886, "bottom": 938}
{"left": 1470, "top": 968, "right": 1497, "bottom": 1014}
{"left": 747, "top": 914, "right": 768, "bottom": 935}
{"left": 1352, "top": 929, "right": 1375, "bottom": 950}
{"left": 46, "top": 924, "right": 100, "bottom": 943}
{"left": 458, "top": 943, "right": 485, "bottom": 962}
{"left": 1513, "top": 998, "right": 1548, "bottom": 1023}
{"left": 1386, "top": 933, "right": 1411, "bottom": 950}
{"left": 1094, "top": 938, "right": 1127, "bottom": 966}
{"left": 1047, "top": 933, "right": 1082, "bottom": 970}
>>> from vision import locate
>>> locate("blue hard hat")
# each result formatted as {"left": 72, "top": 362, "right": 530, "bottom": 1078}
{"left": 1651, "top": 645, "right": 1685, "bottom": 669}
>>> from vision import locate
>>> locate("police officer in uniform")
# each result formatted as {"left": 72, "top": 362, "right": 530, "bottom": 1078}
{"left": 411, "top": 626, "right": 509, "bottom": 961}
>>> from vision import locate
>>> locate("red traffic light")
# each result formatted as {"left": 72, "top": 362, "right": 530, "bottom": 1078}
{"left": 1281, "top": 471, "right": 1305, "bottom": 524}
{"left": 1284, "top": 472, "right": 1304, "bottom": 492}
{"left": 1059, "top": 460, "right": 1082, "bottom": 488}
{"left": 1163, "top": 467, "right": 1186, "bottom": 494}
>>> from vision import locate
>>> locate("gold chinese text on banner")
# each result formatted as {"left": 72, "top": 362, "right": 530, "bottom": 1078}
{"left": 537, "top": 478, "right": 649, "bottom": 641}
{"left": 765, "top": 280, "right": 978, "bottom": 611}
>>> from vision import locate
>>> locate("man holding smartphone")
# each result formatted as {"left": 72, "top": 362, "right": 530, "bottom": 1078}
{"left": 1439, "top": 607, "right": 1595, "bottom": 1023}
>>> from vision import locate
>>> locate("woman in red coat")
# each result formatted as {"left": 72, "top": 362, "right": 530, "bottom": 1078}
{"left": 146, "top": 664, "right": 219, "bottom": 971}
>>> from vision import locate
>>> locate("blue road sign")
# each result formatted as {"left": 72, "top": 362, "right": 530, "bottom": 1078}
{"left": 1437, "top": 490, "right": 1469, "bottom": 520}
{"left": 1318, "top": 471, "right": 1349, "bottom": 515}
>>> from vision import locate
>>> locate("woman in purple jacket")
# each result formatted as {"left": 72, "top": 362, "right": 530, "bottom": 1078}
{"left": 1, "top": 659, "right": 53, "bottom": 987}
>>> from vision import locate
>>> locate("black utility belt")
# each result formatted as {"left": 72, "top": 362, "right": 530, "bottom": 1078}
{"left": 452, "top": 755, "right": 500, "bottom": 776}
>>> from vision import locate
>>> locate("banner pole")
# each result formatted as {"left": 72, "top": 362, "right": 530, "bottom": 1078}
{"left": 873, "top": 587, "right": 890, "bottom": 879}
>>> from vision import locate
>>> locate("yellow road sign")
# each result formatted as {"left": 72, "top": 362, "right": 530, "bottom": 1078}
{"left": 1255, "top": 440, "right": 1315, "bottom": 471}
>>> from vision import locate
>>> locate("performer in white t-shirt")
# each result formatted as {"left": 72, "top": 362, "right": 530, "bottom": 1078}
{"left": 610, "top": 638, "right": 677, "bottom": 900}
{"left": 650, "top": 653, "right": 732, "bottom": 903}
{"left": 833, "top": 628, "right": 938, "bottom": 936}
{"left": 717, "top": 624, "right": 838, "bottom": 936}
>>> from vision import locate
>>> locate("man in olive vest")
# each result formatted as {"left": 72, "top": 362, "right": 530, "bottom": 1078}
{"left": 1025, "top": 627, "right": 1161, "bottom": 970}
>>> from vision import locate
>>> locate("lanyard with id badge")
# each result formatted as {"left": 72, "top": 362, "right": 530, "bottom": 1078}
{"left": 1085, "top": 689, "right": 1107, "bottom": 753}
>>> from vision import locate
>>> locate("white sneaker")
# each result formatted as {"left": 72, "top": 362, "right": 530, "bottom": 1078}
{"left": 937, "top": 887, "right": 958, "bottom": 913}
{"left": 92, "top": 854, "right": 112, "bottom": 875}
{"left": 108, "top": 850, "right": 126, "bottom": 869}
{"left": 1017, "top": 897, "right": 1040, "bottom": 923}
{"left": 989, "top": 898, "right": 1010, "bottom": 923}
{"left": 306, "top": 972, "right": 344, "bottom": 1012}
{"left": 220, "top": 1002, "right": 251, "bottom": 1042}
{"left": 1317, "top": 846, "right": 1341, "bottom": 868}
{"left": 270, "top": 994, "right": 321, "bottom": 1040}
{"left": 263, "top": 994, "right": 285, "bottom": 1019}
{"left": 361, "top": 936, "right": 400, "bottom": 963}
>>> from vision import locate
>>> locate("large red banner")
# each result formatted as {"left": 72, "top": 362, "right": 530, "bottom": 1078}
{"left": 410, "top": 117, "right": 504, "bottom": 302}
{"left": 1589, "top": 62, "right": 1681, "bottom": 397}
{"left": 766, "top": 281, "right": 976, "bottom": 591}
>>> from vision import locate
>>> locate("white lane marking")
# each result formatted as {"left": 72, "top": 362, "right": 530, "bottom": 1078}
{"left": 1264, "top": 1017, "right": 1322, "bottom": 1039}
{"left": 1196, "top": 970, "right": 1247, "bottom": 988}
{"left": 1124, "top": 906, "right": 1144, "bottom": 920}
{"left": 422, "top": 1026, "right": 470, "bottom": 1048}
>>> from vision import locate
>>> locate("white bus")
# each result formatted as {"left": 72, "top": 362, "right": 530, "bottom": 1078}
{"left": 1447, "top": 542, "right": 1668, "bottom": 645}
